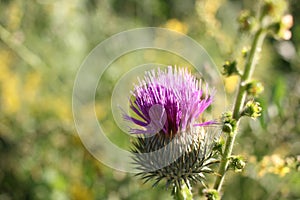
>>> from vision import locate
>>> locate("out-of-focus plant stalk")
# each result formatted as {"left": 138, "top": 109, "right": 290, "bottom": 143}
{"left": 213, "top": 28, "right": 267, "bottom": 192}
{"left": 0, "top": 24, "right": 47, "bottom": 69}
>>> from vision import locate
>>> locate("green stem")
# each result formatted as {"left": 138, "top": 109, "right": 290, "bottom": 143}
{"left": 173, "top": 182, "right": 193, "bottom": 200}
{"left": 233, "top": 28, "right": 266, "bottom": 119}
{"left": 213, "top": 28, "right": 266, "bottom": 192}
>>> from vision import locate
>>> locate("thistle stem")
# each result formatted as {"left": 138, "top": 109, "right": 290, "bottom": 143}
{"left": 173, "top": 182, "right": 193, "bottom": 200}
{"left": 213, "top": 28, "right": 267, "bottom": 192}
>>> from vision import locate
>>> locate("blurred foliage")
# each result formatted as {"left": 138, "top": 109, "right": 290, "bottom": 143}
{"left": 0, "top": 0, "right": 299, "bottom": 199}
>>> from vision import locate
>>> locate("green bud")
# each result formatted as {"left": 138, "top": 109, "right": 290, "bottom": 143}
{"left": 246, "top": 80, "right": 264, "bottom": 96}
{"left": 222, "top": 60, "right": 240, "bottom": 77}
{"left": 221, "top": 112, "right": 237, "bottom": 133}
{"left": 241, "top": 100, "right": 262, "bottom": 119}
{"left": 228, "top": 156, "right": 246, "bottom": 172}
{"left": 222, "top": 123, "right": 232, "bottom": 134}
{"left": 203, "top": 189, "right": 220, "bottom": 200}
{"left": 238, "top": 10, "right": 257, "bottom": 32}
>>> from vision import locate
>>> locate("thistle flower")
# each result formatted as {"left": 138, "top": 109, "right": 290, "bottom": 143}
{"left": 125, "top": 66, "right": 220, "bottom": 191}
{"left": 125, "top": 67, "right": 215, "bottom": 135}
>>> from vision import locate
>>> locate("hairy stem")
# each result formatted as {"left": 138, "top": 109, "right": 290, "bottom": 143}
{"left": 232, "top": 28, "right": 266, "bottom": 119}
{"left": 213, "top": 28, "right": 266, "bottom": 192}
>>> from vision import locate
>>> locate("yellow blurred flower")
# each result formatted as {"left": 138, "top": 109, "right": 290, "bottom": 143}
{"left": 1, "top": 74, "right": 20, "bottom": 114}
{"left": 224, "top": 76, "right": 239, "bottom": 93}
{"left": 7, "top": 2, "right": 23, "bottom": 30}
{"left": 23, "top": 72, "right": 41, "bottom": 103}
{"left": 0, "top": 50, "right": 12, "bottom": 80}
{"left": 164, "top": 19, "right": 188, "bottom": 34}
{"left": 95, "top": 102, "right": 107, "bottom": 121}
{"left": 70, "top": 182, "right": 94, "bottom": 200}
{"left": 51, "top": 97, "right": 72, "bottom": 123}
{"left": 0, "top": 50, "right": 21, "bottom": 114}
{"left": 196, "top": 0, "right": 233, "bottom": 53}
{"left": 259, "top": 154, "right": 290, "bottom": 177}
{"left": 196, "top": 0, "right": 223, "bottom": 29}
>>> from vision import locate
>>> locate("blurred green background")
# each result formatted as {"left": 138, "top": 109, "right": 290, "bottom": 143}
{"left": 0, "top": 0, "right": 299, "bottom": 199}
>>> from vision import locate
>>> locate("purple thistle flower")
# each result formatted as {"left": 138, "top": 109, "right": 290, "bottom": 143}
{"left": 125, "top": 66, "right": 215, "bottom": 136}
{"left": 127, "top": 66, "right": 221, "bottom": 190}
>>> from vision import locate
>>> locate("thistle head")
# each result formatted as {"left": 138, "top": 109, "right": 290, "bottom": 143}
{"left": 125, "top": 66, "right": 220, "bottom": 189}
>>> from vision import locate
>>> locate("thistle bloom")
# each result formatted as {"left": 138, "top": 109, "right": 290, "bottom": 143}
{"left": 125, "top": 66, "right": 215, "bottom": 136}
{"left": 126, "top": 66, "right": 219, "bottom": 191}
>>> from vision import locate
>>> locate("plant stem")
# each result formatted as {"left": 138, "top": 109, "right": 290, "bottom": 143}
{"left": 173, "top": 182, "right": 193, "bottom": 200}
{"left": 232, "top": 28, "right": 266, "bottom": 119}
{"left": 213, "top": 28, "right": 266, "bottom": 192}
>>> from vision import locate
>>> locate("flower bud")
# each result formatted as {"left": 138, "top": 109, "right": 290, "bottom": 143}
{"left": 241, "top": 100, "right": 262, "bottom": 119}
{"left": 221, "top": 112, "right": 237, "bottom": 133}
{"left": 229, "top": 156, "right": 246, "bottom": 172}
{"left": 222, "top": 60, "right": 240, "bottom": 77}
{"left": 245, "top": 80, "right": 264, "bottom": 96}
{"left": 238, "top": 10, "right": 257, "bottom": 32}
{"left": 203, "top": 189, "right": 220, "bottom": 200}
{"left": 222, "top": 123, "right": 233, "bottom": 134}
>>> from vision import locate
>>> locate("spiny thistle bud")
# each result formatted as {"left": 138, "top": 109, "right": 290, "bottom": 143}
{"left": 245, "top": 80, "right": 264, "bottom": 96}
{"left": 221, "top": 112, "right": 237, "bottom": 133}
{"left": 203, "top": 188, "right": 220, "bottom": 200}
{"left": 125, "top": 67, "right": 220, "bottom": 190}
{"left": 241, "top": 100, "right": 262, "bottom": 119}
{"left": 228, "top": 155, "right": 246, "bottom": 172}
{"left": 222, "top": 60, "right": 240, "bottom": 77}
{"left": 238, "top": 10, "right": 257, "bottom": 32}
